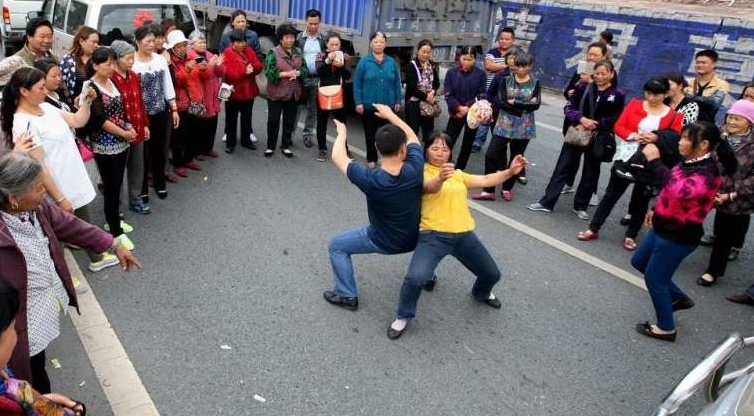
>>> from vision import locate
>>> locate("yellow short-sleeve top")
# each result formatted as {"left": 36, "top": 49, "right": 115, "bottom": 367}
{"left": 420, "top": 163, "right": 475, "bottom": 233}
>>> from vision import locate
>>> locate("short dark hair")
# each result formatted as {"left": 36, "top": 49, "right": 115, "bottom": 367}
{"left": 276, "top": 24, "right": 297, "bottom": 41}
{"left": 0, "top": 278, "right": 20, "bottom": 334}
{"left": 229, "top": 29, "right": 246, "bottom": 42}
{"left": 375, "top": 125, "right": 407, "bottom": 156}
{"left": 664, "top": 72, "right": 688, "bottom": 89}
{"left": 145, "top": 22, "right": 162, "bottom": 38}
{"left": 458, "top": 45, "right": 477, "bottom": 58}
{"left": 25, "top": 18, "right": 52, "bottom": 42}
{"left": 500, "top": 27, "right": 515, "bottom": 38}
{"left": 424, "top": 131, "right": 453, "bottom": 161}
{"left": 587, "top": 42, "right": 608, "bottom": 57}
{"left": 231, "top": 9, "right": 247, "bottom": 22}
{"left": 305, "top": 9, "right": 321, "bottom": 20}
{"left": 740, "top": 82, "right": 754, "bottom": 100}
{"left": 695, "top": 49, "right": 718, "bottom": 62}
{"left": 369, "top": 31, "right": 385, "bottom": 42}
{"left": 85, "top": 46, "right": 117, "bottom": 79}
{"left": 134, "top": 25, "right": 153, "bottom": 42}
{"left": 684, "top": 121, "right": 737, "bottom": 176}
{"left": 600, "top": 30, "right": 614, "bottom": 45}
{"left": 514, "top": 51, "right": 534, "bottom": 67}
{"left": 33, "top": 57, "right": 59, "bottom": 76}
{"left": 643, "top": 77, "right": 670, "bottom": 94}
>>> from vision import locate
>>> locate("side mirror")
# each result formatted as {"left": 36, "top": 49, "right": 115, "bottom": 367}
{"left": 26, "top": 11, "right": 43, "bottom": 21}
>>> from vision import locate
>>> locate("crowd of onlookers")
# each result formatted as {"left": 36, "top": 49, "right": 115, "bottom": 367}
{"left": 0, "top": 7, "right": 752, "bottom": 412}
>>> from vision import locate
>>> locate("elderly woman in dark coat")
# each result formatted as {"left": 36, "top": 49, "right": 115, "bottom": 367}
{"left": 0, "top": 151, "right": 140, "bottom": 393}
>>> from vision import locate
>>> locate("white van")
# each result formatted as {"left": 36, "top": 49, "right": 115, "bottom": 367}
{"left": 1, "top": 0, "right": 44, "bottom": 55}
{"left": 39, "top": 0, "right": 197, "bottom": 59}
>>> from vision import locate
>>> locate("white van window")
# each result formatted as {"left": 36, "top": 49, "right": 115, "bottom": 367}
{"left": 65, "top": 0, "right": 87, "bottom": 34}
{"left": 51, "top": 0, "right": 68, "bottom": 30}
{"left": 98, "top": 4, "right": 194, "bottom": 45}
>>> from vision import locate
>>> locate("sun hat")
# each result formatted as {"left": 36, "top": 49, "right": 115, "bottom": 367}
{"left": 166, "top": 30, "right": 188, "bottom": 50}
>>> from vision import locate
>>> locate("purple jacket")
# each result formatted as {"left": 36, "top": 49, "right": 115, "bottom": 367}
{"left": 443, "top": 66, "right": 487, "bottom": 119}
{"left": 0, "top": 201, "right": 113, "bottom": 383}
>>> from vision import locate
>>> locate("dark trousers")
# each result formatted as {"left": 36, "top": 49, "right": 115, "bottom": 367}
{"left": 589, "top": 173, "right": 651, "bottom": 239}
{"left": 483, "top": 136, "right": 530, "bottom": 193}
{"left": 198, "top": 115, "right": 219, "bottom": 155}
{"left": 405, "top": 100, "right": 435, "bottom": 142}
{"left": 396, "top": 231, "right": 501, "bottom": 319}
{"left": 30, "top": 350, "right": 51, "bottom": 394}
{"left": 142, "top": 111, "right": 167, "bottom": 193}
{"left": 706, "top": 211, "right": 751, "bottom": 278}
{"left": 317, "top": 107, "right": 346, "bottom": 151}
{"left": 225, "top": 99, "right": 253, "bottom": 149}
{"left": 362, "top": 109, "right": 387, "bottom": 163}
{"left": 94, "top": 149, "right": 129, "bottom": 237}
{"left": 445, "top": 118, "right": 476, "bottom": 170}
{"left": 632, "top": 229, "right": 695, "bottom": 331}
{"left": 267, "top": 99, "right": 298, "bottom": 150}
{"left": 539, "top": 143, "right": 601, "bottom": 211}
{"left": 172, "top": 111, "right": 199, "bottom": 167}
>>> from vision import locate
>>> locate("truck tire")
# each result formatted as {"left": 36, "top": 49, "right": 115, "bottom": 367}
{"left": 255, "top": 36, "right": 276, "bottom": 97}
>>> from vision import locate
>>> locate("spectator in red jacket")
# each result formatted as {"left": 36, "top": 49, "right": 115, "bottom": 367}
{"left": 578, "top": 77, "right": 683, "bottom": 250}
{"left": 111, "top": 40, "right": 151, "bottom": 215}
{"left": 188, "top": 30, "right": 225, "bottom": 159}
{"left": 167, "top": 30, "right": 209, "bottom": 176}
{"left": 222, "top": 29, "right": 263, "bottom": 154}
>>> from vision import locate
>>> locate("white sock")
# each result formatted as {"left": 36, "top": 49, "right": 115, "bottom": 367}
{"left": 391, "top": 319, "right": 407, "bottom": 331}
{"left": 487, "top": 293, "right": 496, "bottom": 300}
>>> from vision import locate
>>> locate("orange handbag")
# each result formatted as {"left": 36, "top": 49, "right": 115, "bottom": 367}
{"left": 318, "top": 81, "right": 344, "bottom": 110}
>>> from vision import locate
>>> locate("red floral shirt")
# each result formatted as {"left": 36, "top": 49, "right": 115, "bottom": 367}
{"left": 111, "top": 70, "right": 150, "bottom": 143}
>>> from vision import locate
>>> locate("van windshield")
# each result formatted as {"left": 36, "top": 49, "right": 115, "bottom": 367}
{"left": 98, "top": 4, "right": 195, "bottom": 45}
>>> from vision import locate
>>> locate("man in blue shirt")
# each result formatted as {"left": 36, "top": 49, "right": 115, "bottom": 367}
{"left": 324, "top": 104, "right": 423, "bottom": 310}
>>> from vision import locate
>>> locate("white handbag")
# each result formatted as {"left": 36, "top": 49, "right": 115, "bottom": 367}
{"left": 217, "top": 82, "right": 234, "bottom": 101}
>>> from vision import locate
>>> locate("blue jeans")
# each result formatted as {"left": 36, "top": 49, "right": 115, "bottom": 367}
{"left": 396, "top": 231, "right": 501, "bottom": 319}
{"left": 631, "top": 229, "right": 696, "bottom": 331}
{"left": 329, "top": 226, "right": 388, "bottom": 298}
{"left": 474, "top": 122, "right": 490, "bottom": 147}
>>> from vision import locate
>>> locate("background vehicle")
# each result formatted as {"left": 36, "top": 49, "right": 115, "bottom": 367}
{"left": 192, "top": 0, "right": 497, "bottom": 68}
{"left": 1, "top": 0, "right": 44, "bottom": 56}
{"left": 39, "top": 0, "right": 197, "bottom": 59}
{"left": 653, "top": 333, "right": 754, "bottom": 416}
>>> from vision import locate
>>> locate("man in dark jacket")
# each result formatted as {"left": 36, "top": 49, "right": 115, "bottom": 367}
{"left": 295, "top": 9, "right": 328, "bottom": 148}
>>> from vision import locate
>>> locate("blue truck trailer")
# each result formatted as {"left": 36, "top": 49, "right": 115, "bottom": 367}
{"left": 191, "top": 0, "right": 498, "bottom": 65}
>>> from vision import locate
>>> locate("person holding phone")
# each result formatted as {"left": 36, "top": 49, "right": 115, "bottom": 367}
{"left": 314, "top": 32, "right": 351, "bottom": 162}
{"left": 188, "top": 30, "right": 225, "bottom": 159}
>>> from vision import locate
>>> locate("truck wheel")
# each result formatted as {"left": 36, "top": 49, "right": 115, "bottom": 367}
{"left": 255, "top": 36, "right": 276, "bottom": 97}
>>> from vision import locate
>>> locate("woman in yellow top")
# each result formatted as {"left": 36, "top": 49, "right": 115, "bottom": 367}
{"left": 388, "top": 132, "right": 527, "bottom": 339}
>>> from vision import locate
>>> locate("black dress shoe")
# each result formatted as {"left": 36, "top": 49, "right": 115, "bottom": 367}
{"left": 619, "top": 215, "right": 631, "bottom": 226}
{"left": 387, "top": 322, "right": 408, "bottom": 340}
{"left": 241, "top": 142, "right": 257, "bottom": 150}
{"left": 323, "top": 291, "right": 358, "bottom": 310}
{"left": 478, "top": 295, "right": 502, "bottom": 309}
{"left": 671, "top": 297, "right": 695, "bottom": 312}
{"left": 225, "top": 146, "right": 235, "bottom": 154}
{"left": 726, "top": 293, "right": 754, "bottom": 306}
{"left": 635, "top": 322, "right": 676, "bottom": 342}
{"left": 422, "top": 276, "right": 437, "bottom": 291}
{"left": 696, "top": 275, "right": 717, "bottom": 287}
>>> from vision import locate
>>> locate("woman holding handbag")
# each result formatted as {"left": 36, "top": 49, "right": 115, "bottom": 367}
{"left": 405, "top": 39, "right": 440, "bottom": 142}
{"left": 527, "top": 60, "right": 624, "bottom": 219}
{"left": 578, "top": 77, "right": 682, "bottom": 250}
{"left": 473, "top": 52, "right": 541, "bottom": 201}
{"left": 314, "top": 32, "right": 350, "bottom": 162}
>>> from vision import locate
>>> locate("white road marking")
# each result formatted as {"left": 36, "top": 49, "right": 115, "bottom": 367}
{"left": 305, "top": 121, "right": 647, "bottom": 291}
{"left": 63, "top": 250, "right": 161, "bottom": 416}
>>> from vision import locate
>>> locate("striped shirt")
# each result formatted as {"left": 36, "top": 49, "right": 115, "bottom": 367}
{"left": 484, "top": 48, "right": 508, "bottom": 91}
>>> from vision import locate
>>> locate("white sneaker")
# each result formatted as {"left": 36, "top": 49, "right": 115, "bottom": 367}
{"left": 249, "top": 133, "right": 258, "bottom": 143}
{"left": 72, "top": 275, "right": 89, "bottom": 294}
{"left": 561, "top": 185, "right": 575, "bottom": 194}
{"left": 88, "top": 253, "right": 120, "bottom": 272}
{"left": 221, "top": 134, "right": 227, "bottom": 143}
{"left": 526, "top": 202, "right": 551, "bottom": 213}
{"left": 573, "top": 209, "right": 590, "bottom": 220}
{"left": 589, "top": 194, "right": 600, "bottom": 206}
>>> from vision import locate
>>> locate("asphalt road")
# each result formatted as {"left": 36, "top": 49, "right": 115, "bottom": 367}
{"left": 48, "top": 91, "right": 754, "bottom": 416}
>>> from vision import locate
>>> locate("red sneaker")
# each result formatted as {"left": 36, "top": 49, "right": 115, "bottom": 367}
{"left": 173, "top": 167, "right": 189, "bottom": 177}
{"left": 195, "top": 154, "right": 207, "bottom": 161}
{"left": 185, "top": 162, "right": 202, "bottom": 171}
{"left": 207, "top": 150, "right": 219, "bottom": 158}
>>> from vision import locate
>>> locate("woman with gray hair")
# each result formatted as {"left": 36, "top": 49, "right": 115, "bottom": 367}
{"left": 0, "top": 151, "right": 141, "bottom": 393}
{"left": 188, "top": 30, "right": 225, "bottom": 159}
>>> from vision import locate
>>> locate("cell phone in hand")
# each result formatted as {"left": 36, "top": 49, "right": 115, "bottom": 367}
{"left": 195, "top": 56, "right": 205, "bottom": 63}
{"left": 577, "top": 60, "right": 595, "bottom": 75}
